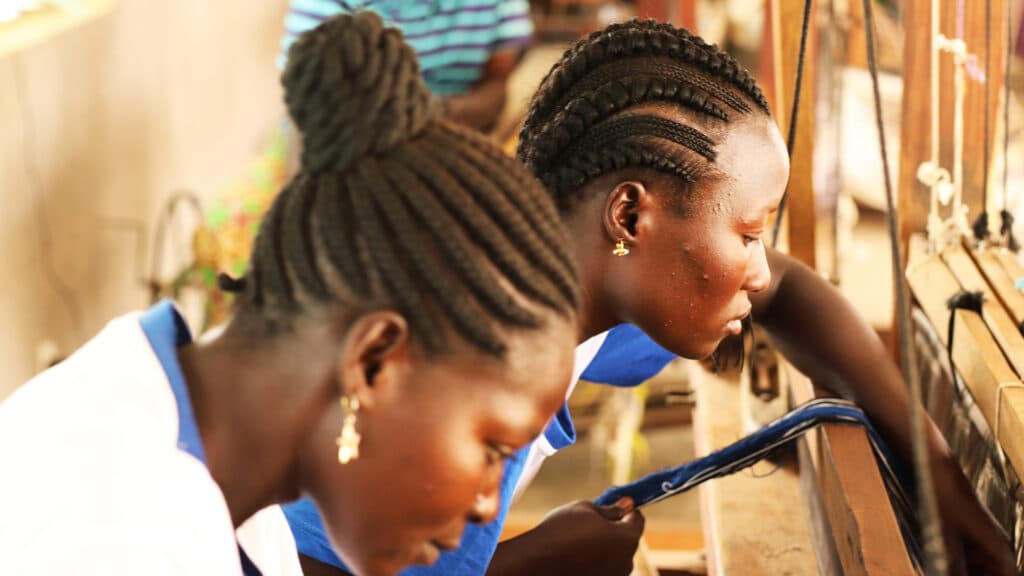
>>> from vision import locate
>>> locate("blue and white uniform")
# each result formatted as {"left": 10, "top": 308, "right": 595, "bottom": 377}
{"left": 284, "top": 323, "right": 676, "bottom": 575}
{"left": 0, "top": 302, "right": 301, "bottom": 576}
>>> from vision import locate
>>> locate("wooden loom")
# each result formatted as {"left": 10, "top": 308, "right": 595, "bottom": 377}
{"left": 685, "top": 0, "right": 1020, "bottom": 572}
{"left": 896, "top": 0, "right": 1024, "bottom": 570}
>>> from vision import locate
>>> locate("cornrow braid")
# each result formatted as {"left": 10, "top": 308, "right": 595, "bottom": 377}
{"left": 426, "top": 129, "right": 579, "bottom": 305}
{"left": 235, "top": 12, "right": 579, "bottom": 358}
{"left": 545, "top": 114, "right": 715, "bottom": 171}
{"left": 543, "top": 143, "right": 693, "bottom": 208}
{"left": 438, "top": 126, "right": 570, "bottom": 262}
{"left": 554, "top": 62, "right": 743, "bottom": 116}
{"left": 518, "top": 19, "right": 771, "bottom": 211}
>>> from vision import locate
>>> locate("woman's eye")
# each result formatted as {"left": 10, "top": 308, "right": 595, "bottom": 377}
{"left": 743, "top": 235, "right": 762, "bottom": 246}
{"left": 486, "top": 443, "right": 515, "bottom": 465}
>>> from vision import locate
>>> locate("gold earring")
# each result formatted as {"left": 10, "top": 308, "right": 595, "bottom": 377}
{"left": 336, "top": 396, "right": 361, "bottom": 464}
{"left": 613, "top": 239, "right": 630, "bottom": 257}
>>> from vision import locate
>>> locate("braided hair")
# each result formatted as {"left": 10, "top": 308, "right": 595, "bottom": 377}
{"left": 517, "top": 19, "right": 771, "bottom": 212}
{"left": 230, "top": 12, "right": 579, "bottom": 358}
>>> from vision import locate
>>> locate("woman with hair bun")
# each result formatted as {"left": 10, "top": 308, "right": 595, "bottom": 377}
{"left": 0, "top": 12, "right": 580, "bottom": 576}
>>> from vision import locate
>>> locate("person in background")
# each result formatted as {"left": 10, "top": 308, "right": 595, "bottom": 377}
{"left": 0, "top": 13, "right": 582, "bottom": 576}
{"left": 281, "top": 0, "right": 534, "bottom": 133}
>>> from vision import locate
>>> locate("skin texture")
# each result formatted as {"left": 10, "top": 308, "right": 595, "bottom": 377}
{"left": 178, "top": 308, "right": 576, "bottom": 576}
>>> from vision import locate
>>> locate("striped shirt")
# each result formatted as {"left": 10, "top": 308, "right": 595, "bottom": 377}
{"left": 280, "top": 0, "right": 534, "bottom": 96}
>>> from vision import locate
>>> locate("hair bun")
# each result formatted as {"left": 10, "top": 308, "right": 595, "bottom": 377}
{"left": 282, "top": 11, "right": 435, "bottom": 173}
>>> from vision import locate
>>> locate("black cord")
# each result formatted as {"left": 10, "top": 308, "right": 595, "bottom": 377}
{"left": 862, "top": 0, "right": 948, "bottom": 573}
{"left": 1002, "top": 0, "right": 1016, "bottom": 250}
{"left": 946, "top": 290, "right": 985, "bottom": 387}
{"left": 771, "top": 0, "right": 814, "bottom": 248}
{"left": 974, "top": 0, "right": 994, "bottom": 242}
{"left": 11, "top": 55, "right": 84, "bottom": 342}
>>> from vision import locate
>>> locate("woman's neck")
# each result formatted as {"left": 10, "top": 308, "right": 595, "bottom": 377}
{"left": 176, "top": 324, "right": 336, "bottom": 526}
{"left": 566, "top": 210, "right": 622, "bottom": 342}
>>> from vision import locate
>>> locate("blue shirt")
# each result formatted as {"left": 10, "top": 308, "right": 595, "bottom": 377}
{"left": 283, "top": 323, "right": 675, "bottom": 574}
{"left": 280, "top": 0, "right": 534, "bottom": 96}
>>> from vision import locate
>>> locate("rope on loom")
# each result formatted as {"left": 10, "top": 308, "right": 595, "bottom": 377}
{"left": 862, "top": 0, "right": 949, "bottom": 571}
{"left": 946, "top": 290, "right": 985, "bottom": 387}
{"left": 770, "top": 0, "right": 813, "bottom": 248}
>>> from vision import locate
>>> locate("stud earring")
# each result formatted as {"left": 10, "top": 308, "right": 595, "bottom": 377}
{"left": 336, "top": 396, "right": 361, "bottom": 464}
{"left": 613, "top": 239, "right": 630, "bottom": 257}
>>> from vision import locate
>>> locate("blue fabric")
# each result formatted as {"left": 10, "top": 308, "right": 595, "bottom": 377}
{"left": 542, "top": 403, "right": 576, "bottom": 451}
{"left": 593, "top": 398, "right": 922, "bottom": 569}
{"left": 138, "top": 301, "right": 262, "bottom": 576}
{"left": 580, "top": 324, "right": 677, "bottom": 387}
{"left": 284, "top": 443, "right": 531, "bottom": 575}
{"left": 139, "top": 301, "right": 203, "bottom": 463}
{"left": 594, "top": 399, "right": 897, "bottom": 507}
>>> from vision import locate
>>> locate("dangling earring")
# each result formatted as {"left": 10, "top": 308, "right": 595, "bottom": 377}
{"left": 613, "top": 239, "right": 630, "bottom": 257}
{"left": 336, "top": 396, "right": 361, "bottom": 464}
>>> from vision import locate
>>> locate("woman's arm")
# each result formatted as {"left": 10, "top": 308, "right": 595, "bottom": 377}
{"left": 751, "top": 247, "right": 1013, "bottom": 574}
{"left": 442, "top": 49, "right": 520, "bottom": 133}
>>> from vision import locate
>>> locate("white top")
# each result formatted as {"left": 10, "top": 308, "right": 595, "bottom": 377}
{"left": 0, "top": 311, "right": 300, "bottom": 576}
{"left": 510, "top": 330, "right": 608, "bottom": 501}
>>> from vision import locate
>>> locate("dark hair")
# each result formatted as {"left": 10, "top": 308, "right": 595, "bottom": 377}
{"left": 233, "top": 12, "right": 579, "bottom": 358}
{"left": 517, "top": 19, "right": 770, "bottom": 212}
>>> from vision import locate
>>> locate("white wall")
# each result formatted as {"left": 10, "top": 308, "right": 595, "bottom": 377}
{"left": 0, "top": 0, "right": 288, "bottom": 395}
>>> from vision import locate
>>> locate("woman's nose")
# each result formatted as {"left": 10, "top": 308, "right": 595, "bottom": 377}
{"left": 467, "top": 488, "right": 500, "bottom": 525}
{"left": 744, "top": 243, "right": 771, "bottom": 293}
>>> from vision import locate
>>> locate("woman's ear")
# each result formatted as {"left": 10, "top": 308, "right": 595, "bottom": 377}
{"left": 602, "top": 181, "right": 648, "bottom": 244}
{"left": 336, "top": 312, "right": 409, "bottom": 411}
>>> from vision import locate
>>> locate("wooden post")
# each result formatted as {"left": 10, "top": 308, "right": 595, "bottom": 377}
{"left": 962, "top": 0, "right": 1008, "bottom": 220}
{"left": 771, "top": 0, "right": 817, "bottom": 269}
{"left": 897, "top": 0, "right": 934, "bottom": 250}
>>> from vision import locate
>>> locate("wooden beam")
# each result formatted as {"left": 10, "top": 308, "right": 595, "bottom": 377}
{"left": 941, "top": 244, "right": 1024, "bottom": 377}
{"left": 787, "top": 365, "right": 916, "bottom": 576}
{"left": 968, "top": 246, "right": 1024, "bottom": 326}
{"left": 771, "top": 0, "right": 817, "bottom": 269}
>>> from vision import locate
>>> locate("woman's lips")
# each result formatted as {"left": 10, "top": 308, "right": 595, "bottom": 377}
{"left": 725, "top": 318, "right": 743, "bottom": 335}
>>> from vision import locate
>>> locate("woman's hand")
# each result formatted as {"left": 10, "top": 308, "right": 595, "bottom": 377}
{"left": 486, "top": 499, "right": 645, "bottom": 576}
{"left": 932, "top": 454, "right": 1016, "bottom": 575}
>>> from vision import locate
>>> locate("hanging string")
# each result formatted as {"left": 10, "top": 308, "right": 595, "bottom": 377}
{"left": 770, "top": 0, "right": 814, "bottom": 248}
{"left": 973, "top": 0, "right": 995, "bottom": 241}
{"left": 862, "top": 0, "right": 949, "bottom": 573}
{"left": 922, "top": 0, "right": 951, "bottom": 249}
